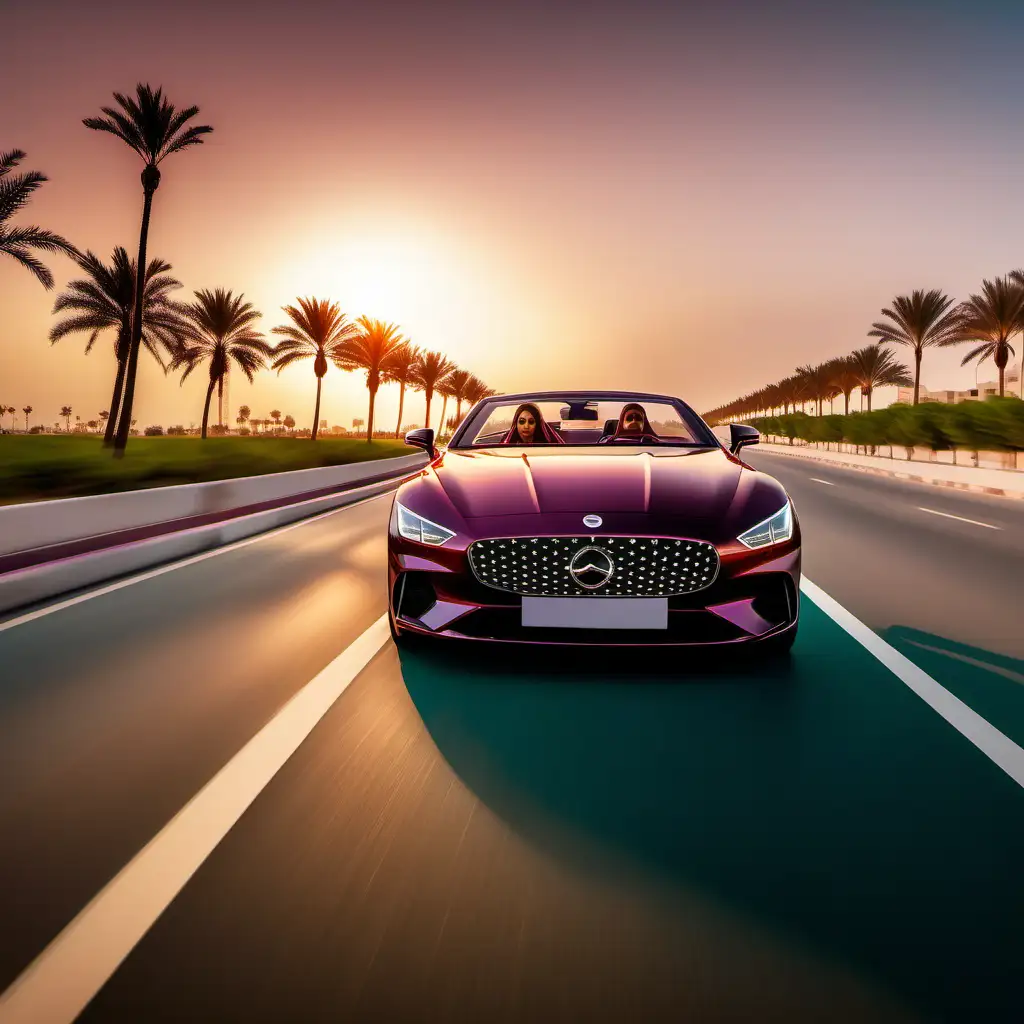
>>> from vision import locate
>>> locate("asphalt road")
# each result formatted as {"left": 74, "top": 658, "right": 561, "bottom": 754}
{"left": 0, "top": 456, "right": 1022, "bottom": 1023}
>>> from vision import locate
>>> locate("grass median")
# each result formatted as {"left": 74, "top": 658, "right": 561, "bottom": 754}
{"left": 0, "top": 435, "right": 413, "bottom": 504}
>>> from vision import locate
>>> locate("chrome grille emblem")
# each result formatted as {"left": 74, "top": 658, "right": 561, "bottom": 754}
{"left": 582, "top": 514, "right": 602, "bottom": 528}
{"left": 568, "top": 546, "right": 614, "bottom": 589}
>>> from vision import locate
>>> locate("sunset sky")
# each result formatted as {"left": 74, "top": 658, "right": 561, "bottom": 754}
{"left": 4, "top": 0, "right": 1024, "bottom": 431}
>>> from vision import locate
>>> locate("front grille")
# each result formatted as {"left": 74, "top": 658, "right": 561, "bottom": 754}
{"left": 467, "top": 536, "right": 720, "bottom": 597}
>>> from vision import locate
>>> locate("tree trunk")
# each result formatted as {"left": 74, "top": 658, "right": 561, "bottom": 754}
{"left": 113, "top": 175, "right": 157, "bottom": 457}
{"left": 217, "top": 377, "right": 224, "bottom": 427}
{"left": 999, "top": 362, "right": 1005, "bottom": 397}
{"left": 913, "top": 349, "right": 921, "bottom": 405}
{"left": 395, "top": 381, "right": 405, "bottom": 438}
{"left": 1019, "top": 330, "right": 1024, "bottom": 399}
{"left": 311, "top": 375, "right": 323, "bottom": 441}
{"left": 201, "top": 376, "right": 216, "bottom": 439}
{"left": 367, "top": 387, "right": 376, "bottom": 441}
{"left": 424, "top": 387, "right": 433, "bottom": 429}
{"left": 866, "top": 388, "right": 873, "bottom": 413}
{"left": 104, "top": 356, "right": 127, "bottom": 447}
{"left": 440, "top": 394, "right": 449, "bottom": 434}
{"left": 844, "top": 391, "right": 850, "bottom": 416}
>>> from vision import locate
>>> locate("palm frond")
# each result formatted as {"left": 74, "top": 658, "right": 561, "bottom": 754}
{"left": 271, "top": 350, "right": 309, "bottom": 372}
{"left": 0, "top": 224, "right": 80, "bottom": 256}
{"left": 0, "top": 150, "right": 27, "bottom": 177}
{"left": 84, "top": 84, "right": 213, "bottom": 164}
{"left": 0, "top": 170, "right": 48, "bottom": 223}
{"left": 0, "top": 245, "right": 54, "bottom": 287}
{"left": 959, "top": 342, "right": 993, "bottom": 367}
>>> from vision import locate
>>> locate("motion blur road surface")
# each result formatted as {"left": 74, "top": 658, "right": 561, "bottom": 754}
{"left": 0, "top": 451, "right": 1022, "bottom": 1023}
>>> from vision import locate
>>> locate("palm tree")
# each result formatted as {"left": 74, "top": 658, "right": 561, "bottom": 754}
{"left": 411, "top": 350, "right": 454, "bottom": 430}
{"left": 794, "top": 363, "right": 839, "bottom": 416}
{"left": 60, "top": 406, "right": 72, "bottom": 431}
{"left": 283, "top": 414, "right": 295, "bottom": 433}
{"left": 850, "top": 345, "right": 912, "bottom": 412}
{"left": 444, "top": 368, "right": 474, "bottom": 425}
{"left": 270, "top": 409, "right": 282, "bottom": 433}
{"left": 50, "top": 247, "right": 192, "bottom": 446}
{"left": 270, "top": 297, "right": 358, "bottom": 441}
{"left": 0, "top": 149, "right": 80, "bottom": 289}
{"left": 868, "top": 289, "right": 962, "bottom": 405}
{"left": 99, "top": 410, "right": 109, "bottom": 433}
{"left": 464, "top": 375, "right": 496, "bottom": 411}
{"left": 22, "top": 405, "right": 33, "bottom": 431}
{"left": 436, "top": 373, "right": 457, "bottom": 438}
{"left": 84, "top": 83, "right": 213, "bottom": 455}
{"left": 87, "top": 419, "right": 99, "bottom": 432}
{"left": 829, "top": 356, "right": 861, "bottom": 415}
{"left": 336, "top": 317, "right": 407, "bottom": 441}
{"left": 946, "top": 276, "right": 1024, "bottom": 397}
{"left": 1009, "top": 269, "right": 1024, "bottom": 398}
{"left": 383, "top": 343, "right": 421, "bottom": 438}
{"left": 173, "top": 289, "right": 272, "bottom": 438}
{"left": 238, "top": 404, "right": 251, "bottom": 428}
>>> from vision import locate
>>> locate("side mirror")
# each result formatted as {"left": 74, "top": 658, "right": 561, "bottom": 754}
{"left": 729, "top": 423, "right": 759, "bottom": 454}
{"left": 405, "top": 427, "right": 438, "bottom": 459}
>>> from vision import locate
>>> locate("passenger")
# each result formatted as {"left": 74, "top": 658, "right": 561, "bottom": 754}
{"left": 604, "top": 402, "right": 658, "bottom": 441}
{"left": 502, "top": 403, "right": 564, "bottom": 445}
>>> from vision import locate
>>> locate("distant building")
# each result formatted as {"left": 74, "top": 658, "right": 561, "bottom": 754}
{"left": 897, "top": 368, "right": 1021, "bottom": 404}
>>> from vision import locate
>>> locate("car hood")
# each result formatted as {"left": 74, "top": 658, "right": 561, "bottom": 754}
{"left": 429, "top": 447, "right": 746, "bottom": 520}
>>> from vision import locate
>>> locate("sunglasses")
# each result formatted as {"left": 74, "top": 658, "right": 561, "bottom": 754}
{"left": 518, "top": 417, "right": 536, "bottom": 426}
{"left": 624, "top": 413, "right": 643, "bottom": 423}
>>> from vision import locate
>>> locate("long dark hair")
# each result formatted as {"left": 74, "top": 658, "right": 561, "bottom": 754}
{"left": 502, "top": 403, "right": 564, "bottom": 444}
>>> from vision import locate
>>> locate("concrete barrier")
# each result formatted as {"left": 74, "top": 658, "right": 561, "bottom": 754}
{"left": 754, "top": 441, "right": 1024, "bottom": 498}
{"left": 0, "top": 452, "right": 427, "bottom": 557}
{"left": 0, "top": 470, "right": 415, "bottom": 616}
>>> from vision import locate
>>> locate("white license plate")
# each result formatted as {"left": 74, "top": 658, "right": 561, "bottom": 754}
{"left": 521, "top": 597, "right": 668, "bottom": 629}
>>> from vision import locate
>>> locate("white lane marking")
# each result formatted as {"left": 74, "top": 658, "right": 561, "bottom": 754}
{"left": 0, "top": 488, "right": 395, "bottom": 635}
{"left": 916, "top": 507, "right": 1000, "bottom": 529}
{"left": 0, "top": 614, "right": 391, "bottom": 1024}
{"left": 801, "top": 578, "right": 1024, "bottom": 790}
{"left": 809, "top": 477, "right": 835, "bottom": 486}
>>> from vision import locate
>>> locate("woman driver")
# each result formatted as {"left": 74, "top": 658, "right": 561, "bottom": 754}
{"left": 502, "top": 403, "right": 564, "bottom": 445}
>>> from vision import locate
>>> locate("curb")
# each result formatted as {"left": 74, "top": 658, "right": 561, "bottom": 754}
{"left": 0, "top": 470, "right": 415, "bottom": 618}
{"left": 755, "top": 446, "right": 1024, "bottom": 499}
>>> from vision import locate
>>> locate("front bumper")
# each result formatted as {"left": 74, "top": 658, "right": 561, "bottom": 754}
{"left": 388, "top": 529, "right": 801, "bottom": 647}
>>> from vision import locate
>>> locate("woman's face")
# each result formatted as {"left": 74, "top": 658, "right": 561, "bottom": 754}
{"left": 517, "top": 410, "right": 537, "bottom": 441}
{"left": 622, "top": 407, "right": 645, "bottom": 432}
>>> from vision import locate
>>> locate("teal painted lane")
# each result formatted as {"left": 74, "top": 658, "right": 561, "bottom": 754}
{"left": 746, "top": 451, "right": 1024, "bottom": 751}
{"left": 397, "top": 597, "right": 1024, "bottom": 1022}
{"left": 77, "top": 592, "right": 1024, "bottom": 1023}
{"left": 883, "top": 628, "right": 1024, "bottom": 751}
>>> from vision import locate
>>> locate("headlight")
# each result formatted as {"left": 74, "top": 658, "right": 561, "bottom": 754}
{"left": 737, "top": 501, "right": 793, "bottom": 549}
{"left": 395, "top": 502, "right": 456, "bottom": 545}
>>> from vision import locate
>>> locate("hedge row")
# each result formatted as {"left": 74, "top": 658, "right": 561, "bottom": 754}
{"left": 748, "top": 398, "right": 1024, "bottom": 455}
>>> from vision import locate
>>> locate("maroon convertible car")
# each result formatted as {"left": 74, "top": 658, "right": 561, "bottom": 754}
{"left": 387, "top": 391, "right": 800, "bottom": 652}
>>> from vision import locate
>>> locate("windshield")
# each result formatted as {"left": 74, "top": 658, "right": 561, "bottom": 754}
{"left": 449, "top": 395, "right": 719, "bottom": 449}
